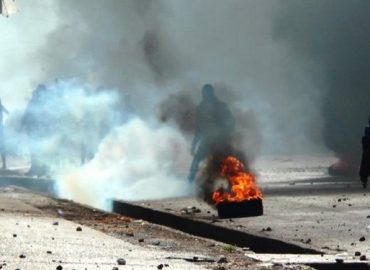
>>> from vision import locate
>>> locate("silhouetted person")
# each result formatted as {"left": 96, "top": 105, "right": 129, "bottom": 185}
{"left": 188, "top": 84, "right": 235, "bottom": 182}
{"left": 360, "top": 115, "right": 370, "bottom": 188}
{"left": 21, "top": 84, "right": 48, "bottom": 175}
{"left": 0, "top": 99, "right": 9, "bottom": 170}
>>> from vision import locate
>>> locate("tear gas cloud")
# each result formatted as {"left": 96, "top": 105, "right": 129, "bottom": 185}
{"left": 2, "top": 0, "right": 369, "bottom": 208}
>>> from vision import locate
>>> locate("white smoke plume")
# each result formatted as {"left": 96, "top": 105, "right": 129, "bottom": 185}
{"left": 56, "top": 117, "right": 191, "bottom": 210}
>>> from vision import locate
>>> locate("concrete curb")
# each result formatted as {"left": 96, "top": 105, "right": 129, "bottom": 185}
{"left": 112, "top": 199, "right": 321, "bottom": 254}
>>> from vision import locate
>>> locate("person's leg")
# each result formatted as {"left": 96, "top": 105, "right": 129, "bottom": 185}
{"left": 1, "top": 152, "right": 5, "bottom": 170}
{"left": 0, "top": 133, "right": 5, "bottom": 170}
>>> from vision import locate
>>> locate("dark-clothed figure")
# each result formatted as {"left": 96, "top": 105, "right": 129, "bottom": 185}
{"left": 359, "top": 115, "right": 370, "bottom": 188}
{"left": 0, "top": 99, "right": 9, "bottom": 169}
{"left": 188, "top": 84, "right": 235, "bottom": 182}
{"left": 21, "top": 84, "right": 48, "bottom": 175}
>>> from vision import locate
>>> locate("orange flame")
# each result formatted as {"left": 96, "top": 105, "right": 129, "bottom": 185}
{"left": 212, "top": 156, "right": 262, "bottom": 205}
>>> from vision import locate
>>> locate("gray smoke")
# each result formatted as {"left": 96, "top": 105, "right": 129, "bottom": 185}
{"left": 274, "top": 0, "right": 370, "bottom": 162}
{"left": 9, "top": 0, "right": 365, "bottom": 206}
{"left": 38, "top": 0, "right": 325, "bottom": 155}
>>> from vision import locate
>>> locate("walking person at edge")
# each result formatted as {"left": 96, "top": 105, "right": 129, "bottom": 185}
{"left": 0, "top": 99, "right": 9, "bottom": 170}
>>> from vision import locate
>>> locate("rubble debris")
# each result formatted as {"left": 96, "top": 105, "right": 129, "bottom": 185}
{"left": 355, "top": 251, "right": 361, "bottom": 256}
{"left": 166, "top": 256, "right": 215, "bottom": 263}
{"left": 359, "top": 236, "right": 366, "bottom": 242}
{"left": 335, "top": 258, "right": 344, "bottom": 263}
{"left": 57, "top": 209, "right": 64, "bottom": 217}
{"left": 47, "top": 251, "right": 52, "bottom": 254}
{"left": 112, "top": 267, "right": 119, "bottom": 270}
{"left": 126, "top": 231, "right": 134, "bottom": 237}
{"left": 261, "top": 227, "right": 272, "bottom": 232}
{"left": 76, "top": 226, "right": 82, "bottom": 232}
{"left": 138, "top": 238, "right": 144, "bottom": 243}
{"left": 53, "top": 221, "right": 59, "bottom": 226}
{"left": 360, "top": 255, "right": 367, "bottom": 261}
{"left": 157, "top": 264, "right": 164, "bottom": 269}
{"left": 56, "top": 265, "right": 63, "bottom": 270}
{"left": 180, "top": 206, "right": 202, "bottom": 215}
{"left": 117, "top": 258, "right": 126, "bottom": 265}
{"left": 19, "top": 254, "right": 26, "bottom": 259}
{"left": 12, "top": 234, "right": 17, "bottom": 237}
{"left": 217, "top": 256, "right": 228, "bottom": 263}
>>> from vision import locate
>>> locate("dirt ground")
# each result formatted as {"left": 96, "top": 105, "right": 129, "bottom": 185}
{"left": 0, "top": 185, "right": 315, "bottom": 270}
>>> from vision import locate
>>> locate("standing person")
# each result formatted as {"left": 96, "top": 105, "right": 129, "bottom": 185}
{"left": 0, "top": 99, "right": 9, "bottom": 170}
{"left": 188, "top": 84, "right": 235, "bottom": 182}
{"left": 360, "top": 114, "right": 370, "bottom": 188}
{"left": 21, "top": 84, "right": 47, "bottom": 175}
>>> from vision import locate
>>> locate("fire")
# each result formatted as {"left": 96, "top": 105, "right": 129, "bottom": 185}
{"left": 212, "top": 156, "right": 262, "bottom": 205}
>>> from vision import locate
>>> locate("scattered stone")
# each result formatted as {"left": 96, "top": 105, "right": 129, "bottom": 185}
{"left": 56, "top": 265, "right": 63, "bottom": 270}
{"left": 13, "top": 234, "right": 17, "bottom": 238}
{"left": 338, "top": 199, "right": 342, "bottom": 202}
{"left": 335, "top": 258, "right": 344, "bottom": 263}
{"left": 138, "top": 238, "right": 144, "bottom": 243}
{"left": 76, "top": 226, "right": 82, "bottom": 232}
{"left": 360, "top": 255, "right": 367, "bottom": 261}
{"left": 262, "top": 227, "right": 272, "bottom": 232}
{"left": 367, "top": 215, "right": 370, "bottom": 219}
{"left": 126, "top": 232, "right": 134, "bottom": 237}
{"left": 19, "top": 254, "right": 26, "bottom": 259}
{"left": 348, "top": 204, "right": 352, "bottom": 207}
{"left": 112, "top": 267, "right": 119, "bottom": 270}
{"left": 180, "top": 206, "right": 201, "bottom": 215}
{"left": 57, "top": 209, "right": 64, "bottom": 217}
{"left": 332, "top": 205, "right": 337, "bottom": 208}
{"left": 355, "top": 251, "right": 361, "bottom": 256}
{"left": 359, "top": 236, "right": 366, "bottom": 242}
{"left": 305, "top": 238, "right": 312, "bottom": 244}
{"left": 47, "top": 251, "right": 52, "bottom": 254}
{"left": 117, "top": 258, "right": 126, "bottom": 265}
{"left": 53, "top": 221, "right": 59, "bottom": 226}
{"left": 217, "top": 256, "right": 228, "bottom": 263}
{"left": 157, "top": 264, "right": 164, "bottom": 269}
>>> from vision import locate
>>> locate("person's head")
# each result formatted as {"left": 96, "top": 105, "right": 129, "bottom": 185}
{"left": 202, "top": 84, "right": 216, "bottom": 100}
